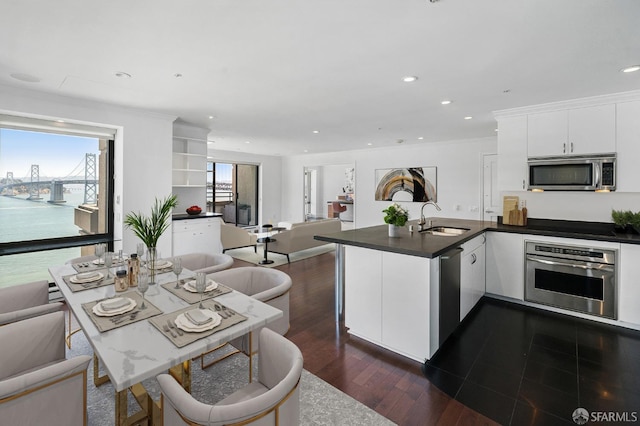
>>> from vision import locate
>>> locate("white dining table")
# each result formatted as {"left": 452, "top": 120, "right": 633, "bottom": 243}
{"left": 49, "top": 263, "right": 283, "bottom": 425}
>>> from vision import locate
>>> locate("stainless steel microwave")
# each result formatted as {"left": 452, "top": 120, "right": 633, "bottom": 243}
{"left": 528, "top": 154, "right": 616, "bottom": 191}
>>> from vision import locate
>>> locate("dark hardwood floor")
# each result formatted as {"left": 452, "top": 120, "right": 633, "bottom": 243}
{"left": 232, "top": 252, "right": 498, "bottom": 426}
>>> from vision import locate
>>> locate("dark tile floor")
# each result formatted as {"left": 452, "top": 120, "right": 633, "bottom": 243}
{"left": 422, "top": 297, "right": 640, "bottom": 425}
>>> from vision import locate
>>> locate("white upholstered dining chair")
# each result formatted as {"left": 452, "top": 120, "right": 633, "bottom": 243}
{"left": 158, "top": 328, "right": 303, "bottom": 426}
{"left": 0, "top": 311, "right": 91, "bottom": 426}
{"left": 169, "top": 252, "right": 234, "bottom": 275}
{"left": 0, "top": 280, "right": 63, "bottom": 326}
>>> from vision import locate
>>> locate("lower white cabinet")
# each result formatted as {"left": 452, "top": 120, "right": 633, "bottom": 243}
{"left": 345, "top": 246, "right": 432, "bottom": 362}
{"left": 460, "top": 234, "right": 486, "bottom": 321}
{"left": 485, "top": 232, "right": 524, "bottom": 300}
{"left": 172, "top": 217, "right": 222, "bottom": 256}
{"left": 619, "top": 244, "right": 640, "bottom": 325}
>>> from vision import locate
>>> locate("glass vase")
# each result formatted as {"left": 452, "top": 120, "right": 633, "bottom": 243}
{"left": 147, "top": 247, "right": 157, "bottom": 285}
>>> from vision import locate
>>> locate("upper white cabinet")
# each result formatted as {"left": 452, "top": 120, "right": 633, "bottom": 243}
{"left": 615, "top": 101, "right": 640, "bottom": 192}
{"left": 497, "top": 115, "right": 528, "bottom": 191}
{"left": 527, "top": 105, "right": 616, "bottom": 157}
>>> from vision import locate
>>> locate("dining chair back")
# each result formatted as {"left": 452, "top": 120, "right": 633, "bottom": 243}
{"left": 0, "top": 280, "right": 63, "bottom": 326}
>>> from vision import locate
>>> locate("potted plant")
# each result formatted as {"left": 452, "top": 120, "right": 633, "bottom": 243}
{"left": 382, "top": 203, "right": 408, "bottom": 237}
{"left": 611, "top": 209, "right": 640, "bottom": 234}
{"left": 124, "top": 195, "right": 178, "bottom": 283}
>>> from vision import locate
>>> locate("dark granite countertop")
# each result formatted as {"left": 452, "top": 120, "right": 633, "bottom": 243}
{"left": 172, "top": 212, "right": 222, "bottom": 221}
{"left": 314, "top": 217, "right": 640, "bottom": 258}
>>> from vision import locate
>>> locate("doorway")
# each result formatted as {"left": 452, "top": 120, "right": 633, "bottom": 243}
{"left": 303, "top": 164, "right": 355, "bottom": 224}
{"left": 208, "top": 162, "right": 259, "bottom": 226}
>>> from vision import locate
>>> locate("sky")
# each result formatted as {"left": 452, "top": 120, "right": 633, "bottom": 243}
{"left": 0, "top": 129, "right": 98, "bottom": 179}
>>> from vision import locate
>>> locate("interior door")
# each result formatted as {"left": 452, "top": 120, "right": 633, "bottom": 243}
{"left": 483, "top": 154, "right": 500, "bottom": 222}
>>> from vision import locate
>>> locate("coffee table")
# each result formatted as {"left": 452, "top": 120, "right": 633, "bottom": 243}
{"left": 49, "top": 264, "right": 282, "bottom": 425}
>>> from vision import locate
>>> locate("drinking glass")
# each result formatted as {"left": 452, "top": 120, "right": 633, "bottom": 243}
{"left": 138, "top": 271, "right": 149, "bottom": 310}
{"left": 173, "top": 258, "right": 183, "bottom": 289}
{"left": 195, "top": 272, "right": 206, "bottom": 309}
{"left": 136, "top": 243, "right": 145, "bottom": 265}
{"left": 104, "top": 252, "right": 113, "bottom": 277}
{"left": 95, "top": 243, "right": 105, "bottom": 267}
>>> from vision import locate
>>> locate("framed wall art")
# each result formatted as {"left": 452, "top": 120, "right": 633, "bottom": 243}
{"left": 374, "top": 166, "right": 437, "bottom": 202}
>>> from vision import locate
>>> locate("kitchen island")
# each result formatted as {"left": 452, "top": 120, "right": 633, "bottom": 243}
{"left": 314, "top": 218, "right": 491, "bottom": 362}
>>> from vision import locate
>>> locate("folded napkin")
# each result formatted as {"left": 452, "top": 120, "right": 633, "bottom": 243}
{"left": 77, "top": 271, "right": 100, "bottom": 280}
{"left": 184, "top": 309, "right": 213, "bottom": 326}
{"left": 101, "top": 297, "right": 131, "bottom": 311}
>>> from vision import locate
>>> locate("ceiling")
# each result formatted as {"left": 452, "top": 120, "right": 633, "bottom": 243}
{"left": 1, "top": 0, "right": 639, "bottom": 156}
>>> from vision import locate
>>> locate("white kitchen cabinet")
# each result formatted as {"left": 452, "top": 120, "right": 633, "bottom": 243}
{"left": 527, "top": 105, "right": 616, "bottom": 158}
{"left": 172, "top": 217, "right": 222, "bottom": 257}
{"left": 615, "top": 101, "right": 640, "bottom": 192}
{"left": 617, "top": 244, "right": 640, "bottom": 325}
{"left": 381, "top": 251, "right": 431, "bottom": 361}
{"left": 345, "top": 246, "right": 432, "bottom": 362}
{"left": 345, "top": 246, "right": 382, "bottom": 343}
{"left": 497, "top": 115, "right": 528, "bottom": 191}
{"left": 485, "top": 232, "right": 524, "bottom": 300}
{"left": 460, "top": 234, "right": 486, "bottom": 321}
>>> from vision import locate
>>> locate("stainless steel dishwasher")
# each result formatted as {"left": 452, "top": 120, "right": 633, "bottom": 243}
{"left": 439, "top": 247, "right": 462, "bottom": 345}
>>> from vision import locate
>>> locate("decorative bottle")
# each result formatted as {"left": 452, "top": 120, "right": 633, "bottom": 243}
{"left": 128, "top": 253, "right": 139, "bottom": 287}
{"left": 115, "top": 270, "right": 129, "bottom": 292}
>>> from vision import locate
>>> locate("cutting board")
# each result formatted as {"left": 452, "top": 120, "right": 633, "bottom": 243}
{"left": 502, "top": 196, "right": 519, "bottom": 225}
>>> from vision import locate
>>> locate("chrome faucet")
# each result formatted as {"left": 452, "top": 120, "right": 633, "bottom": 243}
{"left": 418, "top": 201, "right": 441, "bottom": 230}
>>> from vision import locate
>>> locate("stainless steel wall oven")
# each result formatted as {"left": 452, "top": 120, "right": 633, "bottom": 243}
{"left": 525, "top": 241, "right": 616, "bottom": 319}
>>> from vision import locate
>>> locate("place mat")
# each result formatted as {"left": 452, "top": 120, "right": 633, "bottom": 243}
{"left": 81, "top": 291, "right": 162, "bottom": 332}
{"left": 149, "top": 299, "right": 247, "bottom": 348}
{"left": 71, "top": 258, "right": 127, "bottom": 272}
{"left": 160, "top": 280, "right": 233, "bottom": 305}
{"left": 62, "top": 272, "right": 116, "bottom": 293}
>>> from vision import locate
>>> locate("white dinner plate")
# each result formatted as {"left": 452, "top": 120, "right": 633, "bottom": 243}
{"left": 175, "top": 310, "right": 221, "bottom": 332}
{"left": 70, "top": 271, "right": 104, "bottom": 284}
{"left": 92, "top": 297, "right": 136, "bottom": 317}
{"left": 151, "top": 260, "right": 172, "bottom": 270}
{"left": 183, "top": 279, "right": 218, "bottom": 293}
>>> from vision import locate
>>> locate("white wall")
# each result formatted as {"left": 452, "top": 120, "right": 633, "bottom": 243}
{"left": 282, "top": 137, "right": 497, "bottom": 227}
{"left": 0, "top": 85, "right": 175, "bottom": 256}
{"left": 207, "top": 148, "right": 282, "bottom": 226}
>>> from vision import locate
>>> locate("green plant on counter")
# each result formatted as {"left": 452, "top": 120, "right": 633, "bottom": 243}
{"left": 611, "top": 209, "right": 640, "bottom": 230}
{"left": 124, "top": 195, "right": 178, "bottom": 248}
{"left": 382, "top": 203, "right": 409, "bottom": 227}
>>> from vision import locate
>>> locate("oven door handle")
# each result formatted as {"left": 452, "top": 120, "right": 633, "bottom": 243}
{"left": 526, "top": 256, "right": 614, "bottom": 272}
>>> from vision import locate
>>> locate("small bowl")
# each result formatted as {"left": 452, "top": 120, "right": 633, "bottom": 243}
{"left": 186, "top": 208, "right": 202, "bottom": 216}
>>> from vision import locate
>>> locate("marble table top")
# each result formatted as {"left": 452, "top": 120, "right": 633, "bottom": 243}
{"left": 50, "top": 264, "right": 283, "bottom": 392}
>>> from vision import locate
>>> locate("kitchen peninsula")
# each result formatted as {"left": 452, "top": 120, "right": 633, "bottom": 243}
{"left": 315, "top": 217, "right": 640, "bottom": 363}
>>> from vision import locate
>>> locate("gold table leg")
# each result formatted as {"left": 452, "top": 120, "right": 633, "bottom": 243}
{"left": 93, "top": 353, "right": 111, "bottom": 387}
{"left": 65, "top": 308, "right": 82, "bottom": 349}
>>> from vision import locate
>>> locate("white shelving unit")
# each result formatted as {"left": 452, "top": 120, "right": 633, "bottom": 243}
{"left": 172, "top": 137, "right": 207, "bottom": 187}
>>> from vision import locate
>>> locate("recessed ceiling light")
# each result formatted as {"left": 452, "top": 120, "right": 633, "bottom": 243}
{"left": 464, "top": 116, "right": 473, "bottom": 120}
{"left": 245, "top": 141, "right": 251, "bottom": 144}
{"left": 396, "top": 139, "right": 404, "bottom": 144}
{"left": 402, "top": 76, "right": 418, "bottom": 83}
{"left": 495, "top": 128, "right": 499, "bottom": 132}
{"left": 303, "top": 150, "right": 309, "bottom": 153}
{"left": 621, "top": 65, "right": 640, "bottom": 73}
{"left": 10, "top": 73, "right": 40, "bottom": 83}
{"left": 209, "top": 116, "right": 214, "bottom": 120}
{"left": 56, "top": 120, "right": 65, "bottom": 123}
{"left": 417, "top": 137, "right": 424, "bottom": 140}
{"left": 115, "top": 71, "right": 132, "bottom": 78}
{"left": 312, "top": 130, "right": 319, "bottom": 134}
{"left": 367, "top": 143, "right": 373, "bottom": 146}
{"left": 174, "top": 73, "right": 183, "bottom": 78}
{"left": 441, "top": 100, "right": 452, "bottom": 105}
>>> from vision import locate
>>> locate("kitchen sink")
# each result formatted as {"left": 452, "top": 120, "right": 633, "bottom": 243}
{"left": 420, "top": 226, "right": 470, "bottom": 236}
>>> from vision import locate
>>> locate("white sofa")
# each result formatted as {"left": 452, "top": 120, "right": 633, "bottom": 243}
{"left": 267, "top": 219, "right": 340, "bottom": 262}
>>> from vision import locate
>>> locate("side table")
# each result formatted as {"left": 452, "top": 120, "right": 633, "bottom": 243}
{"left": 257, "top": 237, "right": 276, "bottom": 265}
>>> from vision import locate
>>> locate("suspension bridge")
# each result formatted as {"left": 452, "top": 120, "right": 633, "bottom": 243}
{"left": 0, "top": 153, "right": 98, "bottom": 204}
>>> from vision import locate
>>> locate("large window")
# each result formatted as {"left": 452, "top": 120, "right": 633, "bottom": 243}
{"left": 0, "top": 116, "right": 114, "bottom": 287}
{"left": 207, "top": 161, "right": 258, "bottom": 227}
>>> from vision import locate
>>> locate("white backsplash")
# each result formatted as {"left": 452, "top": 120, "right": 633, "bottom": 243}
{"left": 500, "top": 191, "right": 640, "bottom": 223}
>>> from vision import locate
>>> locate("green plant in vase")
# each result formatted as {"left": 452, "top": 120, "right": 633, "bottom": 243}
{"left": 124, "top": 195, "right": 178, "bottom": 283}
{"left": 383, "top": 203, "right": 408, "bottom": 237}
